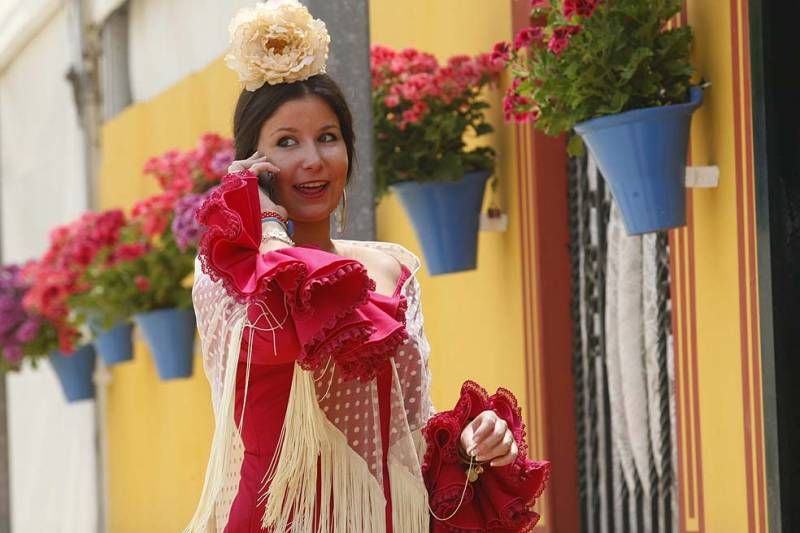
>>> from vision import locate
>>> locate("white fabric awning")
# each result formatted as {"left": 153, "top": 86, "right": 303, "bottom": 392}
{"left": 0, "top": 0, "right": 62, "bottom": 75}
{"left": 128, "top": 0, "right": 254, "bottom": 103}
{"left": 1, "top": 6, "right": 98, "bottom": 532}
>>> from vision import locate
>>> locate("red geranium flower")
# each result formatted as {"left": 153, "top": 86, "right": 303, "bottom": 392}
{"left": 564, "top": 0, "right": 600, "bottom": 18}
{"left": 514, "top": 26, "right": 544, "bottom": 51}
{"left": 490, "top": 41, "right": 511, "bottom": 65}
{"left": 547, "top": 24, "right": 582, "bottom": 55}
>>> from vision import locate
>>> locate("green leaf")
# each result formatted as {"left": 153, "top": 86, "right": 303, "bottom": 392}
{"left": 473, "top": 123, "right": 494, "bottom": 136}
{"left": 567, "top": 134, "right": 586, "bottom": 157}
{"left": 620, "top": 47, "right": 654, "bottom": 81}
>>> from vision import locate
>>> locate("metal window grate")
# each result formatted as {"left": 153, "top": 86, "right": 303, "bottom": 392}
{"left": 568, "top": 155, "right": 676, "bottom": 533}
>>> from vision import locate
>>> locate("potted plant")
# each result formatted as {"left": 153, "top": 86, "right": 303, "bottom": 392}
{"left": 371, "top": 45, "right": 504, "bottom": 274}
{"left": 142, "top": 132, "right": 234, "bottom": 196}
{"left": 0, "top": 263, "right": 94, "bottom": 402}
{"left": 124, "top": 191, "right": 199, "bottom": 380}
{"left": 0, "top": 263, "right": 59, "bottom": 372}
{"left": 124, "top": 133, "right": 231, "bottom": 379}
{"left": 68, "top": 211, "right": 151, "bottom": 366}
{"left": 16, "top": 244, "right": 97, "bottom": 402}
{"left": 502, "top": 0, "right": 699, "bottom": 234}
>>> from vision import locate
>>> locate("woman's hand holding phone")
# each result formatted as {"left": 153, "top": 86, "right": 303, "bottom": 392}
{"left": 227, "top": 151, "right": 288, "bottom": 219}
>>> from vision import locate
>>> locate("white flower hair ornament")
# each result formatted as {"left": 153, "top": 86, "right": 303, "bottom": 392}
{"left": 225, "top": 0, "right": 330, "bottom": 91}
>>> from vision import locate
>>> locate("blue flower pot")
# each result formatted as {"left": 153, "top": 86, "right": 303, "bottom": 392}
{"left": 134, "top": 308, "right": 196, "bottom": 380}
{"left": 90, "top": 320, "right": 134, "bottom": 366}
{"left": 574, "top": 87, "right": 704, "bottom": 235}
{"left": 49, "top": 344, "right": 96, "bottom": 403}
{"left": 391, "top": 170, "right": 491, "bottom": 275}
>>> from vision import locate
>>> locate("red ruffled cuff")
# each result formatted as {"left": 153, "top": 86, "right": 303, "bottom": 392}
{"left": 421, "top": 381, "right": 551, "bottom": 532}
{"left": 199, "top": 171, "right": 408, "bottom": 381}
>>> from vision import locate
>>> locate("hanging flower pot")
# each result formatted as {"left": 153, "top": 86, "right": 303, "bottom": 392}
{"left": 90, "top": 319, "right": 134, "bottom": 366}
{"left": 391, "top": 170, "right": 491, "bottom": 275}
{"left": 133, "top": 307, "right": 196, "bottom": 380}
{"left": 48, "top": 344, "right": 96, "bottom": 403}
{"left": 574, "top": 87, "right": 704, "bottom": 234}
{"left": 502, "top": 0, "right": 699, "bottom": 234}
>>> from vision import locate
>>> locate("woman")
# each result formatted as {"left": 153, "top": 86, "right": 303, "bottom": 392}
{"left": 186, "top": 2, "right": 527, "bottom": 532}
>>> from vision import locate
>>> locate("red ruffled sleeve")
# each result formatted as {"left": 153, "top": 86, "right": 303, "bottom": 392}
{"left": 422, "top": 381, "right": 551, "bottom": 532}
{"left": 196, "top": 171, "right": 408, "bottom": 380}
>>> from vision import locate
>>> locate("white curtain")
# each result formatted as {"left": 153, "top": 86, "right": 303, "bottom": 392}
{"left": 0, "top": 6, "right": 98, "bottom": 533}
{"left": 605, "top": 202, "right": 677, "bottom": 533}
{"left": 128, "top": 0, "right": 256, "bottom": 103}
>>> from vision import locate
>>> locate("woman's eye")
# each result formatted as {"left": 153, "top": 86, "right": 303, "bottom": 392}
{"left": 319, "top": 132, "right": 338, "bottom": 142}
{"left": 277, "top": 137, "right": 297, "bottom": 147}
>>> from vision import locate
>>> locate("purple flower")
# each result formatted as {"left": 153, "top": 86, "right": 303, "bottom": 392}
{"left": 210, "top": 149, "right": 234, "bottom": 177}
{"left": 3, "top": 346, "right": 23, "bottom": 364}
{"left": 171, "top": 192, "right": 209, "bottom": 252}
{"left": 0, "top": 264, "right": 43, "bottom": 363}
{"left": 16, "top": 318, "right": 41, "bottom": 343}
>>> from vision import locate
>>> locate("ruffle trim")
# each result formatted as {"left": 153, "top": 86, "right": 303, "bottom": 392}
{"left": 293, "top": 260, "right": 373, "bottom": 317}
{"left": 338, "top": 326, "right": 409, "bottom": 382}
{"left": 197, "top": 170, "right": 410, "bottom": 381}
{"left": 196, "top": 170, "right": 269, "bottom": 304}
{"left": 298, "top": 322, "right": 375, "bottom": 373}
{"left": 421, "top": 381, "right": 551, "bottom": 533}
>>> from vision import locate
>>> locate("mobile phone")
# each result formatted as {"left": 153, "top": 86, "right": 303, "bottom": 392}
{"left": 258, "top": 171, "right": 276, "bottom": 199}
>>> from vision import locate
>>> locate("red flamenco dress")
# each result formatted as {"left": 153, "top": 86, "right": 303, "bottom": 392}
{"left": 194, "top": 170, "right": 550, "bottom": 533}
{"left": 196, "top": 171, "right": 412, "bottom": 532}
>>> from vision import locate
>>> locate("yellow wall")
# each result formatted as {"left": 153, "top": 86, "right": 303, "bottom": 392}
{"left": 675, "top": 0, "right": 768, "bottom": 531}
{"left": 100, "top": 2, "right": 521, "bottom": 531}
{"left": 99, "top": 61, "right": 241, "bottom": 533}
{"left": 369, "top": 1, "right": 523, "bottom": 416}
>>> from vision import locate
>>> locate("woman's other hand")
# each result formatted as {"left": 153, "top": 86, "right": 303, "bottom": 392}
{"left": 459, "top": 409, "right": 519, "bottom": 467}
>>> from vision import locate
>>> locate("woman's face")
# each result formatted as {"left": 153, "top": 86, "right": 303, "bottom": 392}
{"left": 256, "top": 95, "right": 348, "bottom": 223}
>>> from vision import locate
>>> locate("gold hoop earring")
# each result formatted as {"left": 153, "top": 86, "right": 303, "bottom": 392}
{"left": 336, "top": 189, "right": 348, "bottom": 235}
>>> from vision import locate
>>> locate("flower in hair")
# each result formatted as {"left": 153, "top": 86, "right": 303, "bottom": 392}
{"left": 225, "top": 0, "right": 330, "bottom": 91}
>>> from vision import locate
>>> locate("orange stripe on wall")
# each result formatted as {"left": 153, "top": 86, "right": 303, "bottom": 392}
{"left": 670, "top": 229, "right": 690, "bottom": 531}
{"left": 671, "top": 214, "right": 705, "bottom": 533}
{"left": 517, "top": 122, "right": 551, "bottom": 532}
{"left": 686, "top": 194, "right": 706, "bottom": 532}
{"left": 511, "top": 2, "right": 579, "bottom": 531}
{"left": 740, "top": 2, "right": 768, "bottom": 530}
{"left": 672, "top": 5, "right": 706, "bottom": 531}
{"left": 730, "top": 0, "right": 768, "bottom": 530}
{"left": 731, "top": 0, "right": 767, "bottom": 532}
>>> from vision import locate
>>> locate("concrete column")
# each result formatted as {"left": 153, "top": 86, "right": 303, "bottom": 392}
{"left": 306, "top": 0, "right": 375, "bottom": 240}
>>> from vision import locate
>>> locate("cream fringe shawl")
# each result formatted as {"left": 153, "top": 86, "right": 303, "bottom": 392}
{"left": 184, "top": 244, "right": 431, "bottom": 533}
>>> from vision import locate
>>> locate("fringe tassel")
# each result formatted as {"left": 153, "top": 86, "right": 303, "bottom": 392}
{"left": 389, "top": 460, "right": 430, "bottom": 533}
{"left": 183, "top": 316, "right": 246, "bottom": 533}
{"left": 260, "top": 364, "right": 387, "bottom": 533}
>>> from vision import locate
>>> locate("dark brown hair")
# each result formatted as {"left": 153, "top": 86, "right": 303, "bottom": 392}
{"left": 232, "top": 74, "right": 356, "bottom": 183}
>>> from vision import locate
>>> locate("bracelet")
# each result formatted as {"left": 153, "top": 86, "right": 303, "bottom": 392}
{"left": 262, "top": 223, "right": 295, "bottom": 246}
{"left": 260, "top": 210, "right": 288, "bottom": 225}
{"left": 261, "top": 217, "right": 288, "bottom": 231}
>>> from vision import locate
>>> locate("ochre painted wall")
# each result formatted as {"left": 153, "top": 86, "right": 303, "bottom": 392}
{"left": 99, "top": 60, "right": 241, "bottom": 533}
{"left": 368, "top": 1, "right": 524, "bottom": 423}
{"left": 672, "top": 1, "right": 768, "bottom": 531}
{"left": 100, "top": 2, "right": 523, "bottom": 531}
